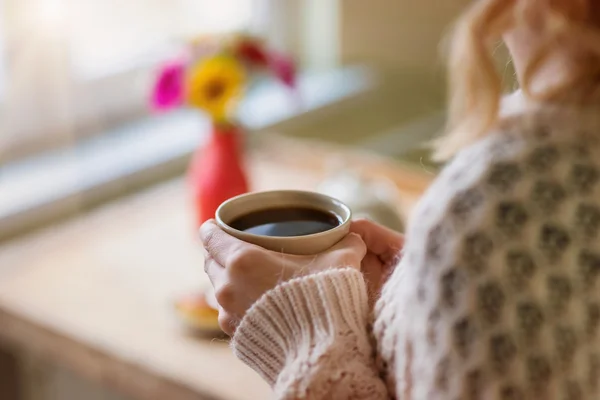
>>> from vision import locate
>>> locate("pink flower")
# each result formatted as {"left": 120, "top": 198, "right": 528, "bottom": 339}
{"left": 268, "top": 52, "right": 296, "bottom": 89}
{"left": 151, "top": 59, "right": 186, "bottom": 111}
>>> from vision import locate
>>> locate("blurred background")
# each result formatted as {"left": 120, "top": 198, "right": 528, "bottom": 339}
{"left": 0, "top": 0, "right": 483, "bottom": 241}
{"left": 0, "top": 0, "right": 507, "bottom": 399}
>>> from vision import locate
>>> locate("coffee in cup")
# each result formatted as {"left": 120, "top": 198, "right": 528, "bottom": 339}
{"left": 216, "top": 190, "right": 352, "bottom": 255}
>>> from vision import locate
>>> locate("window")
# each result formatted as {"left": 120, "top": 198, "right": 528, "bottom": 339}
{"left": 69, "top": 0, "right": 254, "bottom": 78}
{"left": 0, "top": 0, "right": 5, "bottom": 102}
{"left": 0, "top": 0, "right": 380, "bottom": 241}
{"left": 0, "top": 0, "right": 263, "bottom": 164}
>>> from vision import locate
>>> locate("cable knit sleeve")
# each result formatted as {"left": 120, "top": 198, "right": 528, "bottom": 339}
{"left": 232, "top": 268, "right": 390, "bottom": 399}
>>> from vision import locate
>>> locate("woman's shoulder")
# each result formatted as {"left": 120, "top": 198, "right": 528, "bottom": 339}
{"left": 409, "top": 104, "right": 600, "bottom": 239}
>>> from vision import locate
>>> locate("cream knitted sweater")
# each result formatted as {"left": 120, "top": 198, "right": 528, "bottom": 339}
{"left": 233, "top": 102, "right": 600, "bottom": 399}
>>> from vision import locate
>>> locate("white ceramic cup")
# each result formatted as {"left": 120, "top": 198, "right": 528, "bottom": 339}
{"left": 216, "top": 190, "right": 352, "bottom": 255}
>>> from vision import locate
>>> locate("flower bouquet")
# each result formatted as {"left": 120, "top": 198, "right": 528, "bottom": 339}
{"left": 150, "top": 34, "right": 297, "bottom": 335}
{"left": 151, "top": 34, "right": 297, "bottom": 227}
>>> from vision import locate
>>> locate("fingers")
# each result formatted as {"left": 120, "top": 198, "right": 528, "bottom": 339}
{"left": 199, "top": 220, "right": 246, "bottom": 266}
{"left": 201, "top": 220, "right": 269, "bottom": 335}
{"left": 204, "top": 258, "right": 226, "bottom": 289}
{"left": 218, "top": 308, "right": 239, "bottom": 337}
{"left": 314, "top": 233, "right": 366, "bottom": 272}
{"left": 362, "top": 253, "right": 384, "bottom": 289}
{"left": 205, "top": 259, "right": 241, "bottom": 336}
{"left": 329, "top": 232, "right": 367, "bottom": 260}
{"left": 350, "top": 219, "right": 404, "bottom": 264}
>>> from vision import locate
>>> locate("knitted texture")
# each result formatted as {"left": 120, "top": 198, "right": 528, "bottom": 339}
{"left": 233, "top": 104, "right": 600, "bottom": 399}
{"left": 233, "top": 268, "right": 388, "bottom": 399}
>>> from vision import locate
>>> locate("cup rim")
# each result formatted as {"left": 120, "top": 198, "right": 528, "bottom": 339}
{"left": 215, "top": 190, "right": 352, "bottom": 242}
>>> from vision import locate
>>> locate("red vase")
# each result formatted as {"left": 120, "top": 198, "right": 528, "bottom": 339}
{"left": 188, "top": 124, "right": 249, "bottom": 228}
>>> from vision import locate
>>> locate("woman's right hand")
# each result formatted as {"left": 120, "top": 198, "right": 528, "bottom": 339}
{"left": 350, "top": 219, "right": 405, "bottom": 305}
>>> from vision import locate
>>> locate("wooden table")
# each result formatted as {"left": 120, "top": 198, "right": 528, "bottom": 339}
{"left": 0, "top": 138, "right": 432, "bottom": 400}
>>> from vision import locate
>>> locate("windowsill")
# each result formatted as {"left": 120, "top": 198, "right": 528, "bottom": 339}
{"left": 0, "top": 66, "right": 377, "bottom": 242}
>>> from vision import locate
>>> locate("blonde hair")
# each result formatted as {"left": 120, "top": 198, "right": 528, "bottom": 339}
{"left": 435, "top": 0, "right": 600, "bottom": 161}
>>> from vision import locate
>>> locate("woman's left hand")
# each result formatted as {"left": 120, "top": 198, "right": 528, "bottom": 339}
{"left": 200, "top": 220, "right": 367, "bottom": 336}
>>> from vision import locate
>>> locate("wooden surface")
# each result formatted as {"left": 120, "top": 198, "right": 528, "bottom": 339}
{"left": 0, "top": 142, "right": 431, "bottom": 400}
{"left": 0, "top": 346, "right": 21, "bottom": 400}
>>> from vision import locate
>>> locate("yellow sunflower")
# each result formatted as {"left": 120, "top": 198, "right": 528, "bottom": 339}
{"left": 187, "top": 56, "right": 246, "bottom": 122}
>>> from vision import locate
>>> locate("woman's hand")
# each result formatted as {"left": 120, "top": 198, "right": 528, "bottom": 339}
{"left": 350, "top": 219, "right": 405, "bottom": 305}
{"left": 200, "top": 220, "right": 367, "bottom": 336}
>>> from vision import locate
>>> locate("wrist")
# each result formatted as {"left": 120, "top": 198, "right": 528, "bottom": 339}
{"left": 232, "top": 268, "right": 370, "bottom": 385}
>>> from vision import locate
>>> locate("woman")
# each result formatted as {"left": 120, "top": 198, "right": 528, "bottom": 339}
{"left": 201, "top": 0, "right": 600, "bottom": 398}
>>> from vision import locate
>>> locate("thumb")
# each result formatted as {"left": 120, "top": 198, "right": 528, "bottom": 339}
{"left": 328, "top": 233, "right": 367, "bottom": 260}
{"left": 350, "top": 219, "right": 404, "bottom": 265}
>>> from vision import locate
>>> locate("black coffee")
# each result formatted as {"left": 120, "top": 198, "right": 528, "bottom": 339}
{"left": 229, "top": 207, "right": 341, "bottom": 237}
